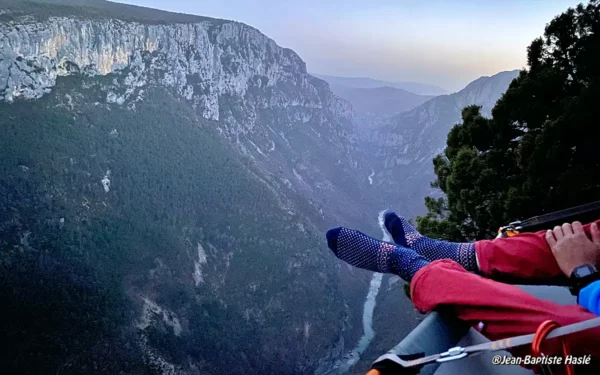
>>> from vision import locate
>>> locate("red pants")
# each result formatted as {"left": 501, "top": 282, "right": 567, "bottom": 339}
{"left": 410, "top": 220, "right": 600, "bottom": 368}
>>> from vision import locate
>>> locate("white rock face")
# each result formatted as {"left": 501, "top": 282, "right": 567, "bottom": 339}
{"left": 136, "top": 297, "right": 182, "bottom": 337}
{"left": 1, "top": 14, "right": 368, "bottom": 233}
{"left": 0, "top": 17, "right": 352, "bottom": 121}
{"left": 136, "top": 298, "right": 184, "bottom": 374}
{"left": 101, "top": 170, "right": 111, "bottom": 193}
{"left": 192, "top": 243, "right": 208, "bottom": 286}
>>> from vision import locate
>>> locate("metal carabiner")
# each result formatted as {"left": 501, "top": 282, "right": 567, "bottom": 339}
{"left": 436, "top": 347, "right": 468, "bottom": 363}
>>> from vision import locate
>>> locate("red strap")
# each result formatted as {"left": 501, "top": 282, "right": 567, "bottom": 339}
{"left": 532, "top": 320, "right": 575, "bottom": 375}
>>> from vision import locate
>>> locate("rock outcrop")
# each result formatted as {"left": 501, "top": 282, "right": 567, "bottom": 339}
{"left": 0, "top": 16, "right": 351, "bottom": 121}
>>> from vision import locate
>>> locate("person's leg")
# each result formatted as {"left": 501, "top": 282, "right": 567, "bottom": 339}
{"left": 411, "top": 259, "right": 600, "bottom": 362}
{"left": 325, "top": 225, "right": 600, "bottom": 370}
{"left": 325, "top": 227, "right": 429, "bottom": 281}
{"left": 384, "top": 211, "right": 600, "bottom": 284}
{"left": 476, "top": 219, "right": 600, "bottom": 285}
{"left": 383, "top": 211, "right": 478, "bottom": 271}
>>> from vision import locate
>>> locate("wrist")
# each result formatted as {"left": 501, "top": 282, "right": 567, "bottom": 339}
{"left": 562, "top": 260, "right": 587, "bottom": 277}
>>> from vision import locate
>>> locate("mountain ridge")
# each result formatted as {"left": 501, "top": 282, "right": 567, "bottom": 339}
{"left": 312, "top": 73, "right": 448, "bottom": 96}
{"left": 0, "top": 0, "right": 229, "bottom": 23}
{"left": 362, "top": 69, "right": 521, "bottom": 218}
{"left": 328, "top": 84, "right": 435, "bottom": 118}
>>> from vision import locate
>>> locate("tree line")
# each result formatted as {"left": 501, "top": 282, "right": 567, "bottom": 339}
{"left": 418, "top": 1, "right": 600, "bottom": 241}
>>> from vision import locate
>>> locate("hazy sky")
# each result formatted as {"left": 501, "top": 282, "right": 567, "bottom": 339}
{"left": 117, "top": 0, "right": 580, "bottom": 91}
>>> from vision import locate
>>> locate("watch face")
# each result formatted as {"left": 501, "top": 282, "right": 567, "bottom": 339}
{"left": 573, "top": 264, "right": 597, "bottom": 278}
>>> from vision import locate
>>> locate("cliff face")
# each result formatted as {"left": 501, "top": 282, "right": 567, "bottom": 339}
{"left": 0, "top": 16, "right": 349, "bottom": 119}
{"left": 0, "top": 4, "right": 384, "bottom": 375}
{"left": 0, "top": 14, "right": 369, "bottom": 220}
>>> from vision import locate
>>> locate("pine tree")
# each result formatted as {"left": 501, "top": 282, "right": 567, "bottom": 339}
{"left": 419, "top": 1, "right": 600, "bottom": 240}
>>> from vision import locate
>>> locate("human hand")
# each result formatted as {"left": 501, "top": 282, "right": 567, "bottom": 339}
{"left": 545, "top": 222, "right": 600, "bottom": 277}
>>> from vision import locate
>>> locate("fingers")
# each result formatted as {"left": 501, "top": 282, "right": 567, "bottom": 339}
{"left": 548, "top": 221, "right": 599, "bottom": 244}
{"left": 592, "top": 222, "right": 600, "bottom": 245}
{"left": 572, "top": 221, "right": 584, "bottom": 234}
{"left": 546, "top": 229, "right": 557, "bottom": 248}
{"left": 553, "top": 225, "right": 564, "bottom": 241}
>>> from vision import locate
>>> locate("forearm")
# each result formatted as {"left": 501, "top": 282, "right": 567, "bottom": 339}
{"left": 475, "top": 219, "right": 600, "bottom": 285}
{"left": 475, "top": 232, "right": 568, "bottom": 285}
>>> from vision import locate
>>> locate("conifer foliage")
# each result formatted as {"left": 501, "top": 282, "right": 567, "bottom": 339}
{"left": 419, "top": 1, "right": 600, "bottom": 240}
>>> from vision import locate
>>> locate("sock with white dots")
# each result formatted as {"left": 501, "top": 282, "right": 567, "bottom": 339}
{"left": 326, "top": 227, "right": 430, "bottom": 281}
{"left": 383, "top": 211, "right": 478, "bottom": 271}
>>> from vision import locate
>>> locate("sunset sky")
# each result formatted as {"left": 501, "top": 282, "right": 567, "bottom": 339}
{"left": 117, "top": 0, "right": 580, "bottom": 91}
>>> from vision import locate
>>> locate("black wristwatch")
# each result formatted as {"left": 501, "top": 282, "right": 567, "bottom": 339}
{"left": 569, "top": 264, "right": 600, "bottom": 297}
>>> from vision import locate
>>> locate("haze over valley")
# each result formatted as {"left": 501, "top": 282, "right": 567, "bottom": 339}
{"left": 1, "top": 1, "right": 596, "bottom": 374}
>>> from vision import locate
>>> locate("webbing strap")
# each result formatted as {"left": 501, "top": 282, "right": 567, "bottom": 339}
{"left": 517, "top": 201, "right": 600, "bottom": 231}
{"left": 372, "top": 317, "right": 600, "bottom": 369}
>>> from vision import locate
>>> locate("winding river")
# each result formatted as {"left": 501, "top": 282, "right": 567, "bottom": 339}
{"left": 329, "top": 211, "right": 390, "bottom": 374}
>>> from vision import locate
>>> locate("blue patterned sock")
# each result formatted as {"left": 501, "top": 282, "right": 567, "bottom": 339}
{"left": 326, "top": 227, "right": 430, "bottom": 281}
{"left": 383, "top": 211, "right": 478, "bottom": 271}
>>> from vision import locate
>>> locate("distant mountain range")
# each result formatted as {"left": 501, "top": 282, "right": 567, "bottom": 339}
{"left": 363, "top": 70, "right": 521, "bottom": 217}
{"left": 312, "top": 73, "right": 449, "bottom": 96}
{"left": 328, "top": 84, "right": 434, "bottom": 118}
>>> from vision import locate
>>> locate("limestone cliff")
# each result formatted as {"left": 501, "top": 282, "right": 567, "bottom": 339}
{"left": 0, "top": 6, "right": 376, "bottom": 228}
{"left": 0, "top": 2, "right": 383, "bottom": 375}
{"left": 0, "top": 16, "right": 351, "bottom": 121}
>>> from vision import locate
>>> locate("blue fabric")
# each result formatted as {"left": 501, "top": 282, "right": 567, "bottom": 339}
{"left": 579, "top": 280, "right": 600, "bottom": 316}
{"left": 383, "top": 211, "right": 478, "bottom": 271}
{"left": 326, "top": 227, "right": 430, "bottom": 281}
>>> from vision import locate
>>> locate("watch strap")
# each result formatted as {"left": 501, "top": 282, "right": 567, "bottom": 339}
{"left": 569, "top": 267, "right": 600, "bottom": 296}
